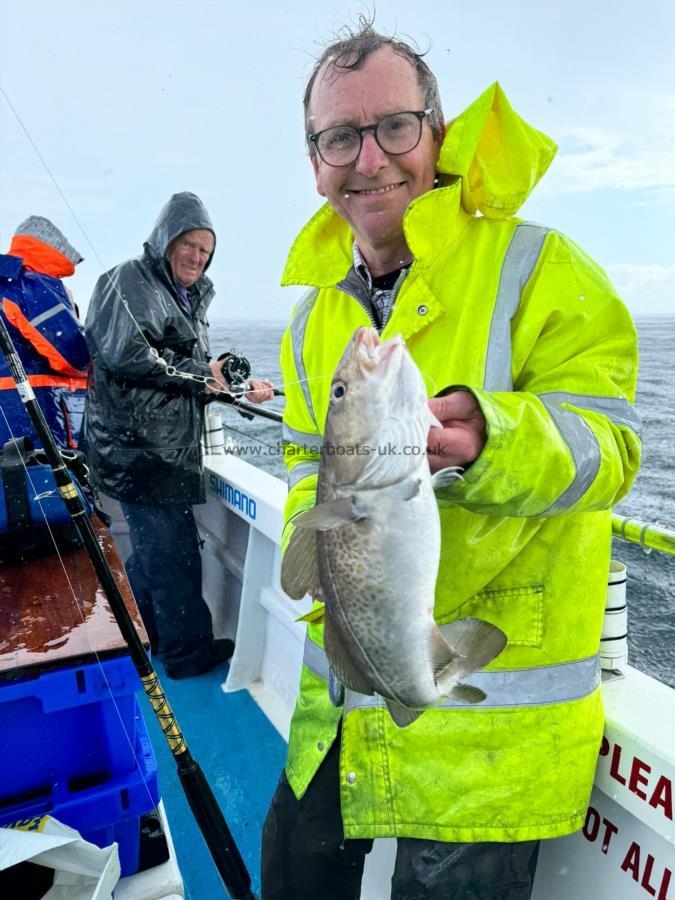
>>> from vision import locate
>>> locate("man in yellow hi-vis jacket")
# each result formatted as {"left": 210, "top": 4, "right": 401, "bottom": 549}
{"left": 261, "top": 21, "right": 641, "bottom": 900}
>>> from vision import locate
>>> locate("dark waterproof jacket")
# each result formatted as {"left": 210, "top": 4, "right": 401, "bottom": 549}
{"left": 83, "top": 192, "right": 215, "bottom": 504}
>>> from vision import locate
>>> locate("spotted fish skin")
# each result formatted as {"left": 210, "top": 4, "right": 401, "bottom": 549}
{"left": 281, "top": 327, "right": 507, "bottom": 727}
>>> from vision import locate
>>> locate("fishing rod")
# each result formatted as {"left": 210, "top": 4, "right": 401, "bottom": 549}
{"left": 0, "top": 316, "right": 257, "bottom": 899}
{"left": 216, "top": 393, "right": 283, "bottom": 425}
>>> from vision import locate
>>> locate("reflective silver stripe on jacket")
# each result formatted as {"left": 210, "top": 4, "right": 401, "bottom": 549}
{"left": 302, "top": 636, "right": 599, "bottom": 708}
{"left": 484, "top": 223, "right": 550, "bottom": 391}
{"left": 282, "top": 424, "right": 323, "bottom": 453}
{"left": 539, "top": 397, "right": 601, "bottom": 512}
{"left": 303, "top": 637, "right": 331, "bottom": 681}
{"left": 539, "top": 392, "right": 642, "bottom": 437}
{"left": 290, "top": 288, "right": 320, "bottom": 428}
{"left": 288, "top": 460, "right": 321, "bottom": 489}
{"left": 29, "top": 303, "right": 66, "bottom": 327}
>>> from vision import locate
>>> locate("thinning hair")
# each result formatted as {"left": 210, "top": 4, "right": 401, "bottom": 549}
{"left": 303, "top": 16, "right": 444, "bottom": 152}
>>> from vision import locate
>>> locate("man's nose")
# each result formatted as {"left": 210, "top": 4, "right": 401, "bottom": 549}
{"left": 355, "top": 131, "right": 389, "bottom": 176}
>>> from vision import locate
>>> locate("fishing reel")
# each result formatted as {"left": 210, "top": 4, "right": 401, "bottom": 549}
{"left": 217, "top": 351, "right": 251, "bottom": 399}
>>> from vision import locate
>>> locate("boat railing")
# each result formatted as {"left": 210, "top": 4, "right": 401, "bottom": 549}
{"left": 611, "top": 513, "right": 675, "bottom": 556}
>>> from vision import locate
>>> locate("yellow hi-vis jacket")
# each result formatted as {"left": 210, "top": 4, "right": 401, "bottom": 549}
{"left": 278, "top": 83, "right": 642, "bottom": 843}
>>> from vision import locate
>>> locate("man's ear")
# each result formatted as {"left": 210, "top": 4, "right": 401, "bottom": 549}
{"left": 311, "top": 153, "right": 326, "bottom": 198}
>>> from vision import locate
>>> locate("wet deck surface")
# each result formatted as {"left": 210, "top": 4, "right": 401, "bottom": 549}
{"left": 140, "top": 660, "right": 286, "bottom": 899}
{"left": 0, "top": 519, "right": 285, "bottom": 896}
{"left": 0, "top": 520, "right": 147, "bottom": 678}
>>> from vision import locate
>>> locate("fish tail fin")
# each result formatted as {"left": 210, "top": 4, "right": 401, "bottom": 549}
{"left": 435, "top": 617, "right": 507, "bottom": 694}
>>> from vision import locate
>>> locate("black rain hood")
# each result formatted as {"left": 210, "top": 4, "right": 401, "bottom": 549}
{"left": 145, "top": 191, "right": 216, "bottom": 270}
{"left": 83, "top": 192, "right": 217, "bottom": 506}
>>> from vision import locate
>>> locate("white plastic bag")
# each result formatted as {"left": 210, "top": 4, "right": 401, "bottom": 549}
{"left": 0, "top": 815, "right": 120, "bottom": 900}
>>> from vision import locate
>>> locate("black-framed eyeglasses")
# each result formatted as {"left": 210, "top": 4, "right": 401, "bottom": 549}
{"left": 309, "top": 109, "right": 434, "bottom": 167}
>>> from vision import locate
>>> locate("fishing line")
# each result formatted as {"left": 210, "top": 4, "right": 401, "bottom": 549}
{"left": 217, "top": 418, "right": 282, "bottom": 454}
{"left": 1, "top": 86, "right": 262, "bottom": 405}
{"left": 0, "top": 406, "right": 160, "bottom": 821}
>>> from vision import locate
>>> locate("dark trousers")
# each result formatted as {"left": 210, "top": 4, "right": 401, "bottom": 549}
{"left": 261, "top": 736, "right": 540, "bottom": 900}
{"left": 120, "top": 501, "right": 213, "bottom": 671}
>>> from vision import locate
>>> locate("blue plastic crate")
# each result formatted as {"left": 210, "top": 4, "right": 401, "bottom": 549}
{"left": 0, "top": 654, "right": 141, "bottom": 809}
{"left": 1, "top": 704, "right": 160, "bottom": 877}
{"left": 84, "top": 815, "right": 143, "bottom": 877}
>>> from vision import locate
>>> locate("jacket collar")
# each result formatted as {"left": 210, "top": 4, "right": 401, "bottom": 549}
{"left": 282, "top": 179, "right": 469, "bottom": 289}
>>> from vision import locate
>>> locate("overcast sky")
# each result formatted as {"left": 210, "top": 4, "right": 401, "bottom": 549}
{"left": 1, "top": 0, "right": 673, "bottom": 320}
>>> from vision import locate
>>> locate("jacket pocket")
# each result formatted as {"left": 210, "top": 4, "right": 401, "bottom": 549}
{"left": 446, "top": 583, "right": 544, "bottom": 648}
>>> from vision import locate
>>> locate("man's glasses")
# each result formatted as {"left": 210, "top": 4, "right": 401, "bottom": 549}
{"left": 309, "top": 109, "right": 434, "bottom": 167}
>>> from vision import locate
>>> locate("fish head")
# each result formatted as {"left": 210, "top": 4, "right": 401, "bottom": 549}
{"left": 323, "top": 327, "right": 433, "bottom": 488}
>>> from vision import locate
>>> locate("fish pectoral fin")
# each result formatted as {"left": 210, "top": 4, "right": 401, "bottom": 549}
{"left": 281, "top": 527, "right": 321, "bottom": 600}
{"left": 293, "top": 497, "right": 369, "bottom": 531}
{"left": 384, "top": 699, "right": 424, "bottom": 728}
{"left": 431, "top": 467, "right": 465, "bottom": 491}
{"left": 324, "top": 613, "right": 373, "bottom": 695}
{"left": 447, "top": 682, "right": 486, "bottom": 704}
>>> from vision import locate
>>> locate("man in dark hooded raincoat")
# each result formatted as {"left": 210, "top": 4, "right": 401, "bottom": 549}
{"left": 84, "top": 192, "right": 273, "bottom": 678}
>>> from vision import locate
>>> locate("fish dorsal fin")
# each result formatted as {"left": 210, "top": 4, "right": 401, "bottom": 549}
{"left": 328, "top": 667, "right": 345, "bottom": 707}
{"left": 384, "top": 698, "right": 424, "bottom": 728}
{"left": 447, "top": 682, "right": 486, "bottom": 704}
{"left": 323, "top": 612, "right": 374, "bottom": 696}
{"left": 294, "top": 497, "right": 368, "bottom": 531}
{"left": 434, "top": 617, "right": 507, "bottom": 694}
{"left": 281, "top": 527, "right": 321, "bottom": 600}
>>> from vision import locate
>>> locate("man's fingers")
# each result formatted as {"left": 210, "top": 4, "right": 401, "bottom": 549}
{"left": 246, "top": 379, "right": 275, "bottom": 403}
{"left": 428, "top": 390, "right": 479, "bottom": 422}
{"left": 426, "top": 420, "right": 486, "bottom": 472}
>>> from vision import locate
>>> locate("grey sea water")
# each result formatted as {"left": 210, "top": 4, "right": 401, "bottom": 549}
{"left": 211, "top": 317, "right": 675, "bottom": 689}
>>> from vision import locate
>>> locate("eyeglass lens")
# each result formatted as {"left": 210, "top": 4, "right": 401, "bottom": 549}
{"left": 317, "top": 112, "right": 424, "bottom": 166}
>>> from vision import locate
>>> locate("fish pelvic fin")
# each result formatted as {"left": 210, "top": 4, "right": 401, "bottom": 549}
{"left": 433, "top": 617, "right": 507, "bottom": 694}
{"left": 293, "top": 496, "right": 369, "bottom": 531}
{"left": 384, "top": 699, "right": 424, "bottom": 728}
{"left": 281, "top": 527, "right": 321, "bottom": 600}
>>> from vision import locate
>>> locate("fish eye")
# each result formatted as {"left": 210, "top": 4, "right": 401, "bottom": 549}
{"left": 332, "top": 382, "right": 347, "bottom": 400}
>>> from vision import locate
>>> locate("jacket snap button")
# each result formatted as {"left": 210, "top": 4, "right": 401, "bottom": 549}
{"left": 346, "top": 772, "right": 357, "bottom": 784}
{"left": 417, "top": 304, "right": 428, "bottom": 316}
{"left": 317, "top": 742, "right": 325, "bottom": 751}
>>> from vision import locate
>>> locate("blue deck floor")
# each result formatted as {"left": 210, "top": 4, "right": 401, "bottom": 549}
{"left": 138, "top": 658, "right": 286, "bottom": 899}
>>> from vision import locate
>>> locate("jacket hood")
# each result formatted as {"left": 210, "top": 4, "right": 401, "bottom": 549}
{"left": 282, "top": 83, "right": 557, "bottom": 286}
{"left": 144, "top": 191, "right": 216, "bottom": 270}
{"left": 9, "top": 235, "right": 78, "bottom": 279}
{"left": 9, "top": 216, "right": 83, "bottom": 278}
{"left": 438, "top": 82, "right": 557, "bottom": 218}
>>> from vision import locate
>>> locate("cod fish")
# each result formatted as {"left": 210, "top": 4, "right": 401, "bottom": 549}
{"left": 281, "top": 327, "right": 507, "bottom": 727}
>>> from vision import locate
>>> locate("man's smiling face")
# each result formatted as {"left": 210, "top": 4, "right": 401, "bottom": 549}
{"left": 308, "top": 47, "right": 442, "bottom": 259}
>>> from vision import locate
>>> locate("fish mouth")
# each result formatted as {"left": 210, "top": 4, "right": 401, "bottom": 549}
{"left": 354, "top": 328, "right": 405, "bottom": 376}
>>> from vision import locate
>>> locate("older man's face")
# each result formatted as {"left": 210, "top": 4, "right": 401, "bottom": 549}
{"left": 166, "top": 229, "right": 214, "bottom": 287}
{"left": 308, "top": 48, "right": 441, "bottom": 257}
